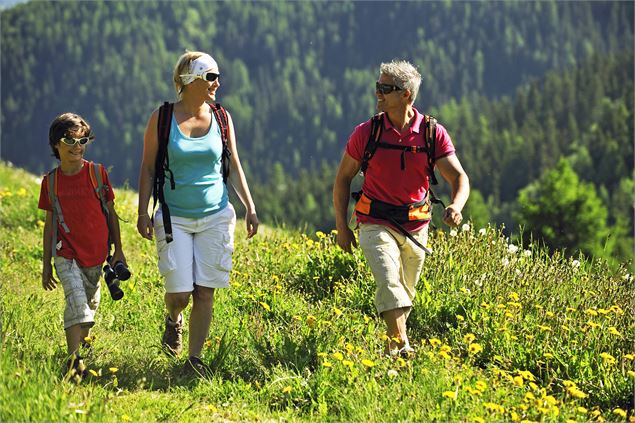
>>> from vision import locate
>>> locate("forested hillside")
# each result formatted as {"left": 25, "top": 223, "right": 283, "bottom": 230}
{"left": 1, "top": 1, "right": 633, "bottom": 261}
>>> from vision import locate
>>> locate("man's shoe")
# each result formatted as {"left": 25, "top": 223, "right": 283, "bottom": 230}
{"left": 183, "top": 356, "right": 209, "bottom": 379}
{"left": 162, "top": 314, "right": 183, "bottom": 356}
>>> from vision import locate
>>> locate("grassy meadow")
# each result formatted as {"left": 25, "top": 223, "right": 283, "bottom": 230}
{"left": 0, "top": 161, "right": 633, "bottom": 422}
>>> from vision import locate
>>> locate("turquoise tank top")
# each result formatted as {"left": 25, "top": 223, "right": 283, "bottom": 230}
{"left": 163, "top": 111, "right": 228, "bottom": 218}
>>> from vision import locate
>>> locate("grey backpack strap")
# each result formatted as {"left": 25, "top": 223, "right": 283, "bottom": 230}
{"left": 47, "top": 168, "right": 69, "bottom": 257}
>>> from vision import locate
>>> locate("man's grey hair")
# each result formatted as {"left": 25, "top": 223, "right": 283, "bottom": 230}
{"left": 380, "top": 60, "right": 421, "bottom": 104}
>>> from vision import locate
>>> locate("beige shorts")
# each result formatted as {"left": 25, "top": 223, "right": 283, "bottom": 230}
{"left": 358, "top": 223, "right": 428, "bottom": 316}
{"left": 154, "top": 204, "right": 236, "bottom": 293}
{"left": 54, "top": 257, "right": 101, "bottom": 330}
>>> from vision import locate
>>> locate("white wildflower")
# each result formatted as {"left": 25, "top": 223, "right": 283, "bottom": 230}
{"left": 479, "top": 228, "right": 487, "bottom": 236}
{"left": 501, "top": 257, "right": 509, "bottom": 267}
{"left": 571, "top": 260, "right": 581, "bottom": 269}
{"left": 507, "top": 244, "right": 519, "bottom": 254}
{"left": 387, "top": 369, "right": 399, "bottom": 378}
{"left": 461, "top": 223, "right": 470, "bottom": 232}
{"left": 523, "top": 250, "right": 532, "bottom": 257}
{"left": 450, "top": 229, "right": 458, "bottom": 237}
{"left": 515, "top": 269, "right": 522, "bottom": 275}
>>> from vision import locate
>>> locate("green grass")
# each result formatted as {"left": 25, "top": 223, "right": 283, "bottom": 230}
{"left": 1, "top": 160, "right": 633, "bottom": 422}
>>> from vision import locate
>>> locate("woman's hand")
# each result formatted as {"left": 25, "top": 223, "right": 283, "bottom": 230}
{"left": 137, "top": 214, "right": 154, "bottom": 240}
{"left": 245, "top": 211, "right": 259, "bottom": 238}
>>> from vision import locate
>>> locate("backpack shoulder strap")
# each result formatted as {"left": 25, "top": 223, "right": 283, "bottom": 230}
{"left": 88, "top": 161, "right": 110, "bottom": 217}
{"left": 154, "top": 102, "right": 175, "bottom": 243}
{"left": 360, "top": 113, "right": 384, "bottom": 173}
{"left": 46, "top": 167, "right": 69, "bottom": 257}
{"left": 210, "top": 103, "right": 232, "bottom": 184}
{"left": 425, "top": 115, "right": 439, "bottom": 186}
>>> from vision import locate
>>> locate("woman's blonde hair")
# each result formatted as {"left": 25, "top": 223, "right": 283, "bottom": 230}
{"left": 172, "top": 51, "right": 206, "bottom": 96}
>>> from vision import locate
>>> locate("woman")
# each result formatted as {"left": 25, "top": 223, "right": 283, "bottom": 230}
{"left": 137, "top": 51, "right": 258, "bottom": 376}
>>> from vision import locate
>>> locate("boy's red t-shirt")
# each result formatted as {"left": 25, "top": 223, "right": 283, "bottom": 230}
{"left": 346, "top": 108, "right": 456, "bottom": 232}
{"left": 38, "top": 160, "right": 115, "bottom": 267}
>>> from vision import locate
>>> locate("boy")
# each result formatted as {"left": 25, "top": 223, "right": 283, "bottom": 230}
{"left": 38, "top": 113, "right": 127, "bottom": 379}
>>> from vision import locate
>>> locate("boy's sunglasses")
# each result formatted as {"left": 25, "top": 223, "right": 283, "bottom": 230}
{"left": 59, "top": 135, "right": 95, "bottom": 146}
{"left": 376, "top": 82, "right": 403, "bottom": 95}
{"left": 180, "top": 71, "right": 220, "bottom": 82}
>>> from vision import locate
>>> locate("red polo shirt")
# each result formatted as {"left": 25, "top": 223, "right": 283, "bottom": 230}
{"left": 345, "top": 108, "right": 456, "bottom": 231}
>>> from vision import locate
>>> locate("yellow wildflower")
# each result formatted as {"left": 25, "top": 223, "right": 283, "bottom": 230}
{"left": 627, "top": 370, "right": 635, "bottom": 378}
{"left": 472, "top": 417, "right": 485, "bottom": 423}
{"left": 544, "top": 352, "right": 554, "bottom": 359}
{"left": 438, "top": 351, "right": 451, "bottom": 360}
{"left": 332, "top": 352, "right": 344, "bottom": 361}
{"left": 518, "top": 370, "right": 535, "bottom": 381}
{"left": 468, "top": 343, "right": 483, "bottom": 354}
{"left": 585, "top": 308, "right": 598, "bottom": 316}
{"left": 429, "top": 338, "right": 442, "bottom": 347}
{"left": 307, "top": 315, "right": 317, "bottom": 328}
{"left": 513, "top": 376, "right": 523, "bottom": 387}
{"left": 623, "top": 354, "right": 634, "bottom": 360}
{"left": 317, "top": 352, "right": 327, "bottom": 357}
{"left": 566, "top": 307, "right": 576, "bottom": 313}
{"left": 599, "top": 352, "right": 616, "bottom": 365}
{"left": 577, "top": 407, "right": 587, "bottom": 414}
{"left": 538, "top": 325, "right": 551, "bottom": 332}
{"left": 613, "top": 409, "right": 627, "bottom": 419}
{"left": 342, "top": 360, "right": 354, "bottom": 368}
{"left": 109, "top": 367, "right": 118, "bottom": 373}
{"left": 475, "top": 380, "right": 488, "bottom": 392}
{"left": 442, "top": 391, "right": 456, "bottom": 399}
{"left": 608, "top": 326, "right": 621, "bottom": 337}
{"left": 89, "top": 369, "right": 99, "bottom": 377}
{"left": 361, "top": 359, "right": 375, "bottom": 368}
{"left": 463, "top": 333, "right": 476, "bottom": 344}
{"left": 598, "top": 308, "right": 610, "bottom": 315}
{"left": 456, "top": 314, "right": 465, "bottom": 321}
{"left": 545, "top": 311, "right": 555, "bottom": 317}
{"left": 567, "top": 387, "right": 587, "bottom": 399}
{"left": 122, "top": 415, "right": 131, "bottom": 422}
{"left": 322, "top": 361, "right": 333, "bottom": 368}
{"left": 282, "top": 386, "right": 292, "bottom": 394}
{"left": 333, "top": 307, "right": 343, "bottom": 317}
{"left": 509, "top": 292, "right": 520, "bottom": 301}
{"left": 609, "top": 305, "right": 624, "bottom": 314}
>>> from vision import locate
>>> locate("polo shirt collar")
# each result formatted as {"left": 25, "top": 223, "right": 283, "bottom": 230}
{"left": 382, "top": 107, "right": 424, "bottom": 134}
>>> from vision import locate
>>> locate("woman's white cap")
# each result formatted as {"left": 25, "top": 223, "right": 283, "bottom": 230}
{"left": 181, "top": 54, "right": 218, "bottom": 85}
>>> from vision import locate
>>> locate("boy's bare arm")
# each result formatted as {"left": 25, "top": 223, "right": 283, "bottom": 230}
{"left": 106, "top": 201, "right": 126, "bottom": 265}
{"left": 42, "top": 211, "right": 58, "bottom": 290}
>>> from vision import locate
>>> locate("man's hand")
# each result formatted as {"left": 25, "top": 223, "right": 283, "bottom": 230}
{"left": 442, "top": 205, "right": 463, "bottom": 227}
{"left": 336, "top": 227, "right": 357, "bottom": 253}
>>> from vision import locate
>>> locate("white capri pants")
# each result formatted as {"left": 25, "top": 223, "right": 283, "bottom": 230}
{"left": 154, "top": 204, "right": 236, "bottom": 293}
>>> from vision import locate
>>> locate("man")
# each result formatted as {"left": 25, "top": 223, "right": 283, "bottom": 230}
{"left": 333, "top": 60, "right": 469, "bottom": 356}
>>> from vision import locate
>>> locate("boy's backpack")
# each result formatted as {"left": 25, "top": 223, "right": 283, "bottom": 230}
{"left": 46, "top": 161, "right": 110, "bottom": 256}
{"left": 352, "top": 112, "right": 445, "bottom": 254}
{"left": 152, "top": 102, "right": 231, "bottom": 243}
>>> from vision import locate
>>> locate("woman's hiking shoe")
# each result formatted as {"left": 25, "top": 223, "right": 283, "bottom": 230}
{"left": 182, "top": 356, "right": 209, "bottom": 379}
{"left": 162, "top": 314, "right": 183, "bottom": 356}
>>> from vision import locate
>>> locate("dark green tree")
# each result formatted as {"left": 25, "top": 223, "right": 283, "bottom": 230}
{"left": 515, "top": 158, "right": 610, "bottom": 259}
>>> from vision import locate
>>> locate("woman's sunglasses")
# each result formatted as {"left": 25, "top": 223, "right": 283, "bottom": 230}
{"left": 59, "top": 135, "right": 95, "bottom": 146}
{"left": 180, "top": 71, "right": 220, "bottom": 82}
{"left": 376, "top": 82, "right": 403, "bottom": 95}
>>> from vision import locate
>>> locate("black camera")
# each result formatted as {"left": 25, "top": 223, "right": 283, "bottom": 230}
{"left": 103, "top": 257, "right": 130, "bottom": 301}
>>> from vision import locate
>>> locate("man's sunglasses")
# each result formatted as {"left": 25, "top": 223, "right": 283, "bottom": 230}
{"left": 180, "top": 71, "right": 220, "bottom": 82}
{"left": 59, "top": 135, "right": 95, "bottom": 146}
{"left": 376, "top": 82, "right": 403, "bottom": 95}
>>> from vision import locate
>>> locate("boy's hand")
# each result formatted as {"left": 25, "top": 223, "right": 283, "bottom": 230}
{"left": 110, "top": 250, "right": 127, "bottom": 267}
{"left": 42, "top": 266, "right": 58, "bottom": 291}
